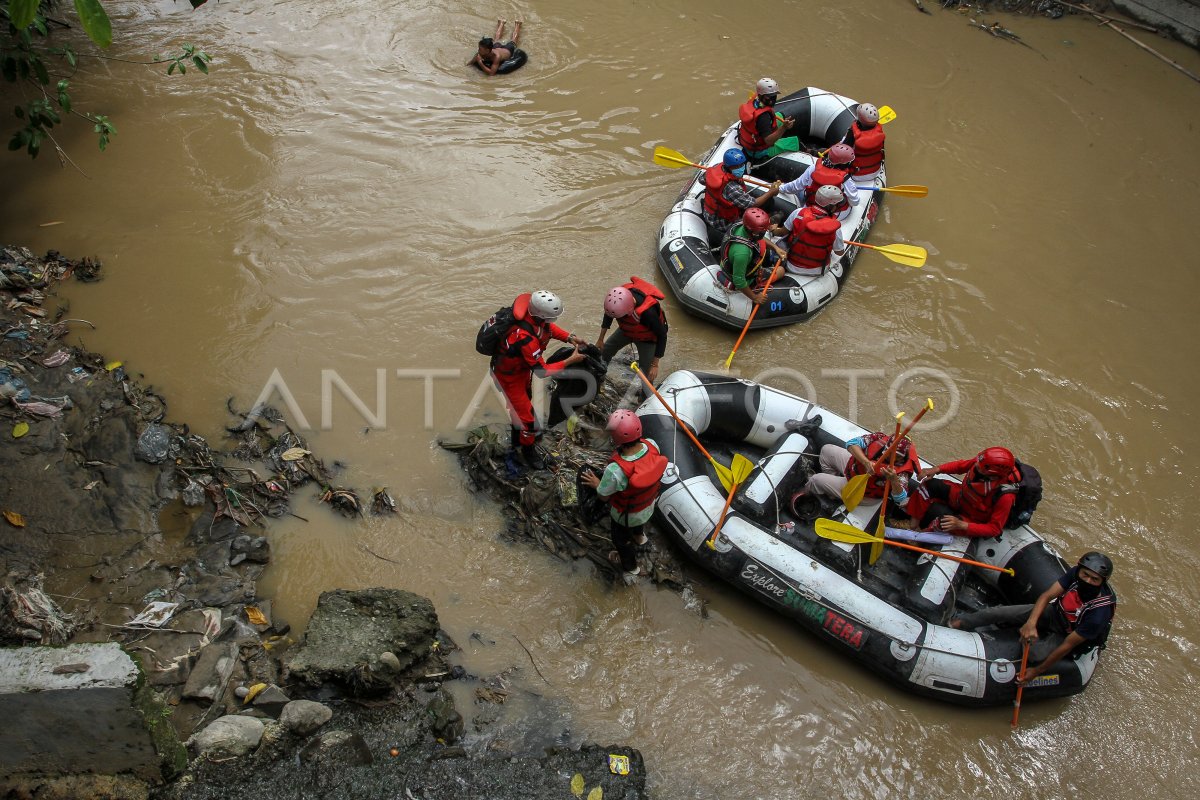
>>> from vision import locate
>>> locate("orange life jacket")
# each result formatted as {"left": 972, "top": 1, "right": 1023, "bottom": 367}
{"left": 614, "top": 276, "right": 667, "bottom": 343}
{"left": 702, "top": 164, "right": 743, "bottom": 221}
{"left": 804, "top": 163, "right": 852, "bottom": 213}
{"left": 849, "top": 122, "right": 885, "bottom": 177}
{"left": 784, "top": 207, "right": 841, "bottom": 274}
{"left": 609, "top": 440, "right": 668, "bottom": 515}
{"left": 737, "top": 99, "right": 779, "bottom": 154}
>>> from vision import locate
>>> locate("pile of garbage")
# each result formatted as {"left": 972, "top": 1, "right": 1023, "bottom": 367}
{"left": 440, "top": 350, "right": 689, "bottom": 591}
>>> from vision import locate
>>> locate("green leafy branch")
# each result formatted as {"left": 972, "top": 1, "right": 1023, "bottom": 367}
{"left": 3, "top": 0, "right": 212, "bottom": 163}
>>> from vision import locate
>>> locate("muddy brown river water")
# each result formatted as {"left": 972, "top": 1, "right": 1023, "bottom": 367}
{"left": 3, "top": 1, "right": 1200, "bottom": 797}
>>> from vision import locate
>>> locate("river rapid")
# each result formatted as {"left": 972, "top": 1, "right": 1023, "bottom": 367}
{"left": 3, "top": 1, "right": 1199, "bottom": 798}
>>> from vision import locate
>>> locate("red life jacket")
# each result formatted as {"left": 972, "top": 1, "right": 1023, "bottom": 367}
{"left": 702, "top": 164, "right": 744, "bottom": 222}
{"left": 804, "top": 163, "right": 851, "bottom": 213}
{"left": 785, "top": 207, "right": 841, "bottom": 274}
{"left": 719, "top": 226, "right": 768, "bottom": 284}
{"left": 955, "top": 464, "right": 1020, "bottom": 523}
{"left": 490, "top": 294, "right": 549, "bottom": 376}
{"left": 843, "top": 432, "right": 918, "bottom": 498}
{"left": 737, "top": 100, "right": 779, "bottom": 154}
{"left": 609, "top": 440, "right": 669, "bottom": 515}
{"left": 614, "top": 276, "right": 667, "bottom": 343}
{"left": 849, "top": 122, "right": 885, "bottom": 177}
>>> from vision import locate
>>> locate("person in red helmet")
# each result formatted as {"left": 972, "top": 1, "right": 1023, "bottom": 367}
{"left": 581, "top": 410, "right": 669, "bottom": 580}
{"left": 771, "top": 185, "right": 848, "bottom": 276}
{"left": 490, "top": 290, "right": 587, "bottom": 470}
{"left": 737, "top": 77, "right": 802, "bottom": 161}
{"left": 595, "top": 277, "right": 669, "bottom": 385}
{"left": 841, "top": 103, "right": 886, "bottom": 184}
{"left": 907, "top": 447, "right": 1021, "bottom": 537}
{"left": 702, "top": 148, "right": 783, "bottom": 239}
{"left": 716, "top": 207, "right": 787, "bottom": 306}
{"left": 777, "top": 143, "right": 861, "bottom": 220}
{"left": 795, "top": 430, "right": 919, "bottom": 512}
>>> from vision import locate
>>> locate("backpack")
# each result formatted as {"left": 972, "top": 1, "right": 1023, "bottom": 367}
{"left": 475, "top": 306, "right": 534, "bottom": 356}
{"left": 1004, "top": 459, "right": 1043, "bottom": 529}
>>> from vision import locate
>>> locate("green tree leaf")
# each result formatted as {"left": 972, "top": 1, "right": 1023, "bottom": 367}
{"left": 73, "top": 0, "right": 113, "bottom": 49}
{"left": 192, "top": 55, "right": 208, "bottom": 74}
{"left": 8, "top": 0, "right": 39, "bottom": 31}
{"left": 32, "top": 56, "right": 49, "bottom": 86}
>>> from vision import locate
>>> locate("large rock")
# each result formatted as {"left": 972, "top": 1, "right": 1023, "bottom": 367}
{"left": 286, "top": 587, "right": 438, "bottom": 694}
{"left": 182, "top": 640, "right": 238, "bottom": 702}
{"left": 279, "top": 699, "right": 333, "bottom": 736}
{"left": 187, "top": 715, "right": 264, "bottom": 758}
{"left": 0, "top": 643, "right": 184, "bottom": 782}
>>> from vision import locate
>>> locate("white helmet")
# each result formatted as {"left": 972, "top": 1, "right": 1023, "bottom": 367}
{"left": 528, "top": 290, "right": 563, "bottom": 321}
{"left": 856, "top": 103, "right": 880, "bottom": 125}
{"left": 813, "top": 185, "right": 845, "bottom": 209}
{"left": 755, "top": 77, "right": 779, "bottom": 96}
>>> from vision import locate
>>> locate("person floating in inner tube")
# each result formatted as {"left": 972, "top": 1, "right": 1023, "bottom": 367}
{"left": 490, "top": 290, "right": 586, "bottom": 470}
{"left": 469, "top": 18, "right": 523, "bottom": 75}
{"left": 951, "top": 552, "right": 1117, "bottom": 685}
{"left": 771, "top": 185, "right": 848, "bottom": 277}
{"left": 776, "top": 143, "right": 860, "bottom": 221}
{"left": 906, "top": 446, "right": 1020, "bottom": 538}
{"left": 702, "top": 148, "right": 782, "bottom": 239}
{"left": 716, "top": 208, "right": 787, "bottom": 306}
{"left": 737, "top": 78, "right": 802, "bottom": 163}
{"left": 791, "top": 428, "right": 918, "bottom": 516}
{"left": 841, "top": 103, "right": 886, "bottom": 185}
{"left": 580, "top": 410, "right": 668, "bottom": 582}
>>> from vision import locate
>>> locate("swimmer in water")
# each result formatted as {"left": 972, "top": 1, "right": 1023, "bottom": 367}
{"left": 469, "top": 18, "right": 523, "bottom": 75}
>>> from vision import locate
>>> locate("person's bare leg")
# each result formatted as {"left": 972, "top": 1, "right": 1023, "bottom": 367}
{"left": 494, "top": 19, "right": 505, "bottom": 39}
{"left": 512, "top": 20, "right": 523, "bottom": 45}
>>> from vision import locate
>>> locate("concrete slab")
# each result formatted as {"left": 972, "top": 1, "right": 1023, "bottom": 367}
{"left": 0, "top": 642, "right": 176, "bottom": 782}
{"left": 1112, "top": 0, "right": 1200, "bottom": 48}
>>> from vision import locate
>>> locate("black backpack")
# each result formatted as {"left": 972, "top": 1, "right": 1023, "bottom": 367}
{"left": 475, "top": 306, "right": 534, "bottom": 357}
{"left": 1004, "top": 459, "right": 1043, "bottom": 529}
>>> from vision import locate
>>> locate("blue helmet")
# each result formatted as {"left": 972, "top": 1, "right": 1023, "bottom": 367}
{"left": 722, "top": 149, "right": 748, "bottom": 170}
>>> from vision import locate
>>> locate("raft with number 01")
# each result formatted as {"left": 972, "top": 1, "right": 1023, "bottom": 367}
{"left": 637, "top": 370, "right": 1104, "bottom": 707}
{"left": 655, "top": 87, "right": 884, "bottom": 330}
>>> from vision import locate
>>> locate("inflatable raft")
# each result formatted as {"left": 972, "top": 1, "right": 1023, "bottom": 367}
{"left": 638, "top": 370, "right": 1102, "bottom": 707}
{"left": 656, "top": 88, "right": 885, "bottom": 330}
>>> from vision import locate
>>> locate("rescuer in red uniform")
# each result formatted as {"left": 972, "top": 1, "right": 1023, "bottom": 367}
{"left": 907, "top": 446, "right": 1021, "bottom": 538}
{"left": 490, "top": 290, "right": 586, "bottom": 470}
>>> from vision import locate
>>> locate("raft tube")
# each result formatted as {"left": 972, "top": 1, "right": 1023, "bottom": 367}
{"left": 655, "top": 87, "right": 884, "bottom": 330}
{"left": 637, "top": 370, "right": 1103, "bottom": 707}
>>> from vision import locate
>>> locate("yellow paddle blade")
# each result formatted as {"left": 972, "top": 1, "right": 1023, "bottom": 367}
{"left": 731, "top": 454, "right": 755, "bottom": 483}
{"left": 875, "top": 184, "right": 928, "bottom": 198}
{"left": 815, "top": 518, "right": 875, "bottom": 544}
{"left": 713, "top": 460, "right": 735, "bottom": 492}
{"left": 841, "top": 473, "right": 869, "bottom": 511}
{"left": 847, "top": 241, "right": 927, "bottom": 269}
{"left": 878, "top": 105, "right": 897, "bottom": 124}
{"left": 870, "top": 499, "right": 887, "bottom": 565}
{"left": 653, "top": 145, "right": 699, "bottom": 170}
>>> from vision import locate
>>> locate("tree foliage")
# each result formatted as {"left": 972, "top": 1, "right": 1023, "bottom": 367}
{"left": 2, "top": 0, "right": 211, "bottom": 162}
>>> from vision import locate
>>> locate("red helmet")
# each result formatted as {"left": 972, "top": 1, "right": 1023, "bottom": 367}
{"left": 827, "top": 143, "right": 854, "bottom": 166}
{"left": 604, "top": 286, "right": 635, "bottom": 318}
{"left": 607, "top": 410, "right": 643, "bottom": 445}
{"left": 742, "top": 207, "right": 771, "bottom": 234}
{"left": 976, "top": 447, "right": 1015, "bottom": 477}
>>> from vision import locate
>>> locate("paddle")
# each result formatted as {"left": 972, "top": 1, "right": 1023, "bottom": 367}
{"left": 704, "top": 454, "right": 755, "bottom": 550}
{"left": 1012, "top": 638, "right": 1031, "bottom": 729}
{"left": 653, "top": 147, "right": 927, "bottom": 199}
{"left": 814, "top": 518, "right": 1016, "bottom": 575}
{"left": 868, "top": 413, "right": 906, "bottom": 565}
{"left": 722, "top": 259, "right": 783, "bottom": 370}
{"left": 845, "top": 240, "right": 926, "bottom": 268}
{"left": 630, "top": 361, "right": 736, "bottom": 491}
{"left": 844, "top": 396, "right": 934, "bottom": 513}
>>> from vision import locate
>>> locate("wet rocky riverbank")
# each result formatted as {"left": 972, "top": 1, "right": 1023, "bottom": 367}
{"left": 0, "top": 247, "right": 648, "bottom": 799}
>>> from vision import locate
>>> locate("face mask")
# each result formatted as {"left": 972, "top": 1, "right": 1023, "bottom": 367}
{"left": 732, "top": 166, "right": 747, "bottom": 177}
{"left": 1075, "top": 581, "right": 1102, "bottom": 602}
